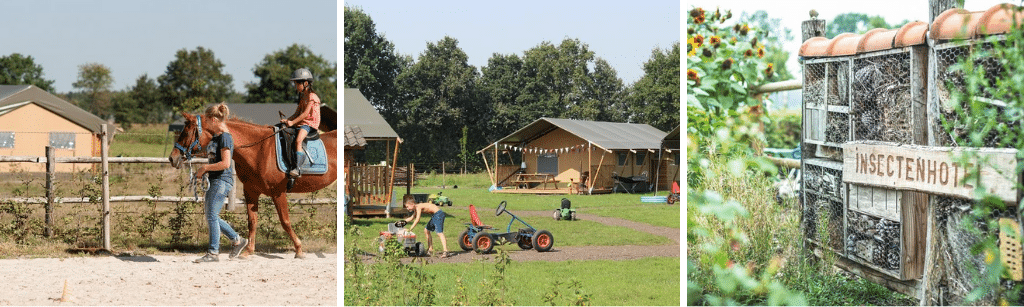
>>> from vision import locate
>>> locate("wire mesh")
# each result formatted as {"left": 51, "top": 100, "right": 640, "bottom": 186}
{"left": 828, "top": 61, "right": 850, "bottom": 106}
{"left": 852, "top": 51, "right": 913, "bottom": 143}
{"left": 803, "top": 163, "right": 845, "bottom": 253}
{"left": 846, "top": 210, "right": 901, "bottom": 272}
{"left": 934, "top": 42, "right": 1009, "bottom": 147}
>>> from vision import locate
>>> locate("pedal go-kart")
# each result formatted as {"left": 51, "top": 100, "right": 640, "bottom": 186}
{"left": 459, "top": 201, "right": 554, "bottom": 254}
{"left": 376, "top": 220, "right": 426, "bottom": 257}
{"left": 552, "top": 197, "right": 577, "bottom": 221}
{"left": 428, "top": 191, "right": 452, "bottom": 206}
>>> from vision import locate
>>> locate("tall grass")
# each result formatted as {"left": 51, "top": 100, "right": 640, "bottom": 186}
{"left": 688, "top": 156, "right": 915, "bottom": 305}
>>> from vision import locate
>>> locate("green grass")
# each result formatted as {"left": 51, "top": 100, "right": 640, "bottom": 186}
{"left": 111, "top": 124, "right": 175, "bottom": 157}
{"left": 421, "top": 256, "right": 680, "bottom": 306}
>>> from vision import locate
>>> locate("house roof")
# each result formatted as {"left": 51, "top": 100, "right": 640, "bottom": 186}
{"left": 343, "top": 88, "right": 399, "bottom": 140}
{"left": 663, "top": 126, "right": 680, "bottom": 151}
{"left": 344, "top": 126, "right": 367, "bottom": 149}
{"left": 932, "top": 3, "right": 1024, "bottom": 40}
{"left": 0, "top": 85, "right": 109, "bottom": 135}
{"left": 480, "top": 118, "right": 667, "bottom": 153}
{"left": 800, "top": 3, "right": 1022, "bottom": 58}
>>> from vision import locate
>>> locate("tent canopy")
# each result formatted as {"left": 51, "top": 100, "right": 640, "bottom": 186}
{"left": 480, "top": 117, "right": 667, "bottom": 153}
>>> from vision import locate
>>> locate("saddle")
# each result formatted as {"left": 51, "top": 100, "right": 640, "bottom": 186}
{"left": 274, "top": 125, "right": 328, "bottom": 175}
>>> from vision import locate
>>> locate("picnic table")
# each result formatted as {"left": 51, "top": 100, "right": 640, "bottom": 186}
{"left": 513, "top": 173, "right": 559, "bottom": 189}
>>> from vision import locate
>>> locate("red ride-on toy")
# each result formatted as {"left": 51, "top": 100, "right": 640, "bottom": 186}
{"left": 458, "top": 201, "right": 554, "bottom": 254}
{"left": 376, "top": 220, "right": 427, "bottom": 257}
{"left": 667, "top": 181, "right": 680, "bottom": 205}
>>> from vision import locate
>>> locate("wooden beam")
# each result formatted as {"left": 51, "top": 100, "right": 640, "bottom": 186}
{"left": 751, "top": 79, "right": 802, "bottom": 95}
{"left": 386, "top": 138, "right": 400, "bottom": 218}
{"left": 481, "top": 151, "right": 495, "bottom": 188}
{"left": 591, "top": 151, "right": 607, "bottom": 193}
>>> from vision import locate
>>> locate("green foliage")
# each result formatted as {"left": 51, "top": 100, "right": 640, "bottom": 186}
{"left": 245, "top": 44, "right": 338, "bottom": 108}
{"left": 0, "top": 53, "right": 55, "bottom": 92}
{"left": 939, "top": 8, "right": 1024, "bottom": 304}
{"left": 626, "top": 42, "right": 681, "bottom": 132}
{"left": 825, "top": 13, "right": 910, "bottom": 38}
{"left": 344, "top": 5, "right": 411, "bottom": 122}
{"left": 764, "top": 111, "right": 801, "bottom": 149}
{"left": 72, "top": 63, "right": 115, "bottom": 119}
{"left": 738, "top": 10, "right": 795, "bottom": 81}
{"left": 158, "top": 47, "right": 235, "bottom": 114}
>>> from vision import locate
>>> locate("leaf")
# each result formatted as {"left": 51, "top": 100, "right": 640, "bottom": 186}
{"left": 730, "top": 82, "right": 747, "bottom": 95}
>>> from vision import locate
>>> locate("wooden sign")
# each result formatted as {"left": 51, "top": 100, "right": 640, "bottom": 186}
{"left": 843, "top": 141, "right": 1019, "bottom": 203}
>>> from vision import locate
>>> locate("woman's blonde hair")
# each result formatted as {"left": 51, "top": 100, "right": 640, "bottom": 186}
{"left": 204, "top": 102, "right": 230, "bottom": 120}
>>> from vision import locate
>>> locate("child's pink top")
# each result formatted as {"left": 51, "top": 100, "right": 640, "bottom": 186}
{"left": 299, "top": 93, "right": 321, "bottom": 129}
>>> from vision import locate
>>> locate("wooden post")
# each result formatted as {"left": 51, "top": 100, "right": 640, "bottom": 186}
{"left": 45, "top": 146, "right": 54, "bottom": 238}
{"left": 481, "top": 151, "right": 495, "bottom": 187}
{"left": 385, "top": 138, "right": 400, "bottom": 218}
{"left": 590, "top": 151, "right": 608, "bottom": 194}
{"left": 407, "top": 163, "right": 413, "bottom": 196}
{"left": 101, "top": 124, "right": 111, "bottom": 251}
{"left": 442, "top": 161, "right": 446, "bottom": 189}
{"left": 801, "top": 18, "right": 826, "bottom": 41}
{"left": 494, "top": 145, "right": 499, "bottom": 186}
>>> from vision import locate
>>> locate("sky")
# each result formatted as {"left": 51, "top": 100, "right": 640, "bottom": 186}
{"left": 3, "top": 0, "right": 337, "bottom": 94}
{"left": 687, "top": 0, "right": 1013, "bottom": 79}
{"left": 342, "top": 0, "right": 681, "bottom": 86}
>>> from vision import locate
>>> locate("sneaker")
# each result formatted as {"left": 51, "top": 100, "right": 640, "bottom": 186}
{"left": 230, "top": 238, "right": 248, "bottom": 259}
{"left": 193, "top": 253, "right": 218, "bottom": 263}
{"left": 288, "top": 169, "right": 301, "bottom": 178}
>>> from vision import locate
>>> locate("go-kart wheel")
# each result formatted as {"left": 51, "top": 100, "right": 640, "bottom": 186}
{"left": 667, "top": 194, "right": 677, "bottom": 205}
{"left": 447, "top": 200, "right": 452, "bottom": 206}
{"left": 458, "top": 230, "right": 474, "bottom": 251}
{"left": 533, "top": 230, "right": 554, "bottom": 252}
{"left": 517, "top": 236, "right": 533, "bottom": 250}
{"left": 413, "top": 242, "right": 424, "bottom": 257}
{"left": 473, "top": 232, "right": 495, "bottom": 254}
{"left": 569, "top": 211, "right": 576, "bottom": 221}
{"left": 553, "top": 210, "right": 561, "bottom": 220}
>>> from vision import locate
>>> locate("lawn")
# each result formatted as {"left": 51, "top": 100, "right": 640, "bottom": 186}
{"left": 111, "top": 124, "right": 175, "bottom": 157}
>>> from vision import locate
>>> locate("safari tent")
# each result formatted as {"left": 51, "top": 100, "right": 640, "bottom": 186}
{"left": 0, "top": 85, "right": 111, "bottom": 172}
{"left": 344, "top": 88, "right": 402, "bottom": 216}
{"left": 478, "top": 118, "right": 669, "bottom": 194}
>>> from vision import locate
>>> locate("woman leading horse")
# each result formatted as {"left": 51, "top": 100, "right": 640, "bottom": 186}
{"left": 169, "top": 106, "right": 337, "bottom": 259}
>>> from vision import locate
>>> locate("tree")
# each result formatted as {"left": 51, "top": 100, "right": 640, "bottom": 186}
{"left": 110, "top": 74, "right": 160, "bottom": 128}
{"left": 246, "top": 44, "right": 338, "bottom": 108}
{"left": 72, "top": 63, "right": 114, "bottom": 119}
{"left": 825, "top": 13, "right": 910, "bottom": 37}
{"left": 479, "top": 53, "right": 526, "bottom": 142}
{"left": 344, "top": 5, "right": 410, "bottom": 121}
{"left": 395, "top": 36, "right": 483, "bottom": 165}
{"left": 627, "top": 42, "right": 681, "bottom": 132}
{"left": 157, "top": 47, "right": 234, "bottom": 114}
{"left": 0, "top": 53, "right": 55, "bottom": 92}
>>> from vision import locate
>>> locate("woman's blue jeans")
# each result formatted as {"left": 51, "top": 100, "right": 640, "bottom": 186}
{"left": 205, "top": 178, "right": 239, "bottom": 254}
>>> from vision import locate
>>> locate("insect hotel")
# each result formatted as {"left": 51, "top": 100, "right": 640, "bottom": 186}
{"left": 799, "top": 3, "right": 1024, "bottom": 304}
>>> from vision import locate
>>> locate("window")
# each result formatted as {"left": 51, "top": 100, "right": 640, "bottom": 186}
{"left": 635, "top": 152, "right": 646, "bottom": 166}
{"left": 617, "top": 152, "right": 628, "bottom": 166}
{"left": 49, "top": 132, "right": 75, "bottom": 150}
{"left": 537, "top": 153, "right": 558, "bottom": 175}
{"left": 0, "top": 132, "right": 13, "bottom": 148}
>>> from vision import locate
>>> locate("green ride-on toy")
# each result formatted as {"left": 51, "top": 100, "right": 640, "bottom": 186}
{"left": 459, "top": 201, "right": 554, "bottom": 254}
{"left": 428, "top": 192, "right": 452, "bottom": 207}
{"left": 552, "top": 198, "right": 577, "bottom": 221}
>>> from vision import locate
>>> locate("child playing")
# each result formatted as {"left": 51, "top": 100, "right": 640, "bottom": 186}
{"left": 402, "top": 194, "right": 452, "bottom": 258}
{"left": 281, "top": 67, "right": 321, "bottom": 178}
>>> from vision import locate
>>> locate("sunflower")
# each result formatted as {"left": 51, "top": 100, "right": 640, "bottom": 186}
{"left": 721, "top": 58, "right": 734, "bottom": 70}
{"left": 744, "top": 49, "right": 754, "bottom": 57}
{"left": 757, "top": 47, "right": 765, "bottom": 58}
{"left": 690, "top": 8, "right": 705, "bottom": 24}
{"left": 740, "top": 24, "right": 750, "bottom": 36}
{"left": 765, "top": 63, "right": 774, "bottom": 78}
{"left": 709, "top": 36, "right": 721, "bottom": 48}
{"left": 687, "top": 37, "right": 697, "bottom": 57}
{"left": 687, "top": 69, "right": 701, "bottom": 86}
{"left": 693, "top": 34, "right": 704, "bottom": 47}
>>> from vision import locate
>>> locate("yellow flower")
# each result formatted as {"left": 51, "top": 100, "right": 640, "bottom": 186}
{"left": 709, "top": 36, "right": 721, "bottom": 48}
{"left": 687, "top": 37, "right": 697, "bottom": 57}
{"left": 693, "top": 34, "right": 704, "bottom": 47}
{"left": 687, "top": 69, "right": 701, "bottom": 87}
{"left": 757, "top": 47, "right": 766, "bottom": 58}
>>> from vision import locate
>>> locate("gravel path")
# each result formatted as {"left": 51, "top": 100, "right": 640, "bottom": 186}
{"left": 0, "top": 252, "right": 336, "bottom": 306}
{"left": 357, "top": 211, "right": 680, "bottom": 264}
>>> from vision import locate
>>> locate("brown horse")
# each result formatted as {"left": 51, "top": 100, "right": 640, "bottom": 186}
{"left": 169, "top": 112, "right": 337, "bottom": 259}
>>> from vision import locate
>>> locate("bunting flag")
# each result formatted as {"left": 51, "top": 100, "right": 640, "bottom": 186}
{"left": 501, "top": 144, "right": 589, "bottom": 154}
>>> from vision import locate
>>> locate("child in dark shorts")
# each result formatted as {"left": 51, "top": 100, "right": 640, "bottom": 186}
{"left": 402, "top": 195, "right": 451, "bottom": 258}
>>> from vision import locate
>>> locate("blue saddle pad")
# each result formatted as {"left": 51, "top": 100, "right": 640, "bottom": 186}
{"left": 276, "top": 136, "right": 329, "bottom": 175}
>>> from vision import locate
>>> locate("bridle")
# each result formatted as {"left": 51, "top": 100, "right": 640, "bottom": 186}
{"left": 175, "top": 115, "right": 203, "bottom": 161}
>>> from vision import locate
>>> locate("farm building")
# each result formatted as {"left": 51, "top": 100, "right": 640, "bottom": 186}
{"left": 478, "top": 118, "right": 669, "bottom": 195}
{"left": 0, "top": 85, "right": 111, "bottom": 172}
{"left": 656, "top": 125, "right": 681, "bottom": 190}
{"left": 344, "top": 88, "right": 402, "bottom": 217}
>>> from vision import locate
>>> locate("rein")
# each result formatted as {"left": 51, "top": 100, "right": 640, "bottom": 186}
{"left": 238, "top": 127, "right": 281, "bottom": 149}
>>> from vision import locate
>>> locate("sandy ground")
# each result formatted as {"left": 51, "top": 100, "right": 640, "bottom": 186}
{"left": 0, "top": 252, "right": 336, "bottom": 306}
{"left": 355, "top": 212, "right": 681, "bottom": 264}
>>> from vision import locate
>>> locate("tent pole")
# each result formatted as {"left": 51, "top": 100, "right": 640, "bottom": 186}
{"left": 654, "top": 148, "right": 663, "bottom": 196}
{"left": 494, "top": 144, "right": 499, "bottom": 186}
{"left": 481, "top": 151, "right": 495, "bottom": 188}
{"left": 386, "top": 138, "right": 400, "bottom": 218}
{"left": 591, "top": 151, "right": 607, "bottom": 194}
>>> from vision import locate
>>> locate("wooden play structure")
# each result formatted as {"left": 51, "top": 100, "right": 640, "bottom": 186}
{"left": 344, "top": 88, "right": 401, "bottom": 217}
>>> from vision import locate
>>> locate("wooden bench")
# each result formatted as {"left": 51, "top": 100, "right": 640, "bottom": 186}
{"left": 512, "top": 173, "right": 559, "bottom": 190}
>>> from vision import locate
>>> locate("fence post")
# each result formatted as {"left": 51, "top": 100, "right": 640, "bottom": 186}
{"left": 801, "top": 14, "right": 826, "bottom": 41}
{"left": 101, "top": 124, "right": 111, "bottom": 251}
{"left": 45, "top": 146, "right": 54, "bottom": 238}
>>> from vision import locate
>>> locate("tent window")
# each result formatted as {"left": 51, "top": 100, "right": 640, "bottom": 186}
{"left": 617, "top": 152, "right": 628, "bottom": 166}
{"left": 537, "top": 153, "right": 558, "bottom": 175}
{"left": 0, "top": 132, "right": 13, "bottom": 148}
{"left": 50, "top": 132, "right": 75, "bottom": 150}
{"left": 635, "top": 152, "right": 646, "bottom": 165}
